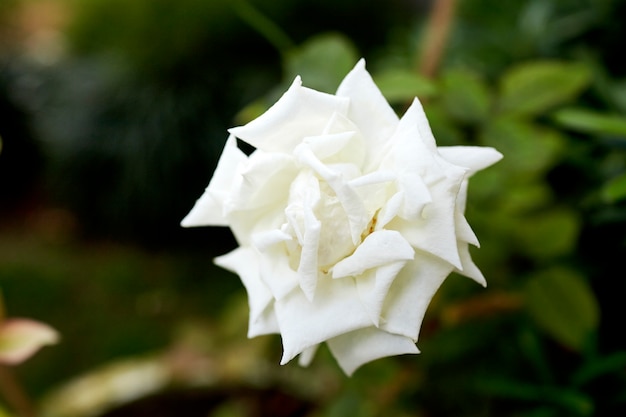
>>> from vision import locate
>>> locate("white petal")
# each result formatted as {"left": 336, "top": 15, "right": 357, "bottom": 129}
{"left": 258, "top": 249, "right": 301, "bottom": 301}
{"left": 380, "top": 117, "right": 467, "bottom": 268}
{"left": 297, "top": 344, "right": 319, "bottom": 367}
{"left": 326, "top": 327, "right": 419, "bottom": 376}
{"left": 215, "top": 248, "right": 279, "bottom": 337}
{"left": 336, "top": 59, "right": 399, "bottom": 167}
{"left": 451, "top": 180, "right": 480, "bottom": 247}
{"left": 332, "top": 230, "right": 414, "bottom": 278}
{"left": 380, "top": 252, "right": 455, "bottom": 341}
{"left": 454, "top": 242, "right": 487, "bottom": 286}
{"left": 251, "top": 229, "right": 292, "bottom": 252}
{"left": 348, "top": 170, "right": 396, "bottom": 188}
{"left": 303, "top": 131, "right": 355, "bottom": 160}
{"left": 438, "top": 146, "right": 503, "bottom": 176}
{"left": 302, "top": 129, "right": 366, "bottom": 171}
{"left": 297, "top": 203, "right": 321, "bottom": 301}
{"left": 316, "top": 112, "right": 367, "bottom": 167}
{"left": 0, "top": 319, "right": 59, "bottom": 365}
{"left": 181, "top": 136, "right": 246, "bottom": 227}
{"left": 398, "top": 172, "right": 432, "bottom": 219}
{"left": 376, "top": 191, "right": 404, "bottom": 230}
{"left": 401, "top": 98, "right": 438, "bottom": 152}
{"left": 295, "top": 146, "right": 369, "bottom": 245}
{"left": 231, "top": 150, "right": 297, "bottom": 211}
{"left": 390, "top": 187, "right": 463, "bottom": 269}
{"left": 390, "top": 100, "right": 467, "bottom": 186}
{"left": 355, "top": 260, "right": 409, "bottom": 326}
{"left": 275, "top": 277, "right": 371, "bottom": 365}
{"left": 349, "top": 171, "right": 397, "bottom": 215}
{"left": 456, "top": 214, "right": 480, "bottom": 247}
{"left": 229, "top": 77, "right": 349, "bottom": 153}
{"left": 228, "top": 208, "right": 285, "bottom": 248}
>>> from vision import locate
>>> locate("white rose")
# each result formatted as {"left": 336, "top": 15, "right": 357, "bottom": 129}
{"left": 182, "top": 59, "right": 502, "bottom": 375}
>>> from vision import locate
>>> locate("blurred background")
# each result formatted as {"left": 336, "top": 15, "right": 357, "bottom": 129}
{"left": 1, "top": 0, "right": 625, "bottom": 416}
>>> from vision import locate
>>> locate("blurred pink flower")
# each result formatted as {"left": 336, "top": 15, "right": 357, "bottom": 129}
{"left": 0, "top": 317, "right": 59, "bottom": 365}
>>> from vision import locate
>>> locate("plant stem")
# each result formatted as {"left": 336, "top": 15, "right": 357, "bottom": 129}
{"left": 232, "top": 0, "right": 295, "bottom": 55}
{"left": 419, "top": 0, "right": 457, "bottom": 78}
{"left": 0, "top": 366, "right": 35, "bottom": 417}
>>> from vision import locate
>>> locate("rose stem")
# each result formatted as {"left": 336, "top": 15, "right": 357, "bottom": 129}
{"left": 0, "top": 365, "right": 35, "bottom": 417}
{"left": 418, "top": 0, "right": 457, "bottom": 78}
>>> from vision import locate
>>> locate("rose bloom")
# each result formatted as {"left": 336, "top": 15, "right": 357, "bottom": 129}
{"left": 182, "top": 59, "right": 502, "bottom": 375}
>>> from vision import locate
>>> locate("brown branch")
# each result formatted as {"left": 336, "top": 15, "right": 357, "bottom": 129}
{"left": 440, "top": 291, "right": 524, "bottom": 325}
{"left": 0, "top": 366, "right": 35, "bottom": 417}
{"left": 419, "top": 0, "right": 457, "bottom": 78}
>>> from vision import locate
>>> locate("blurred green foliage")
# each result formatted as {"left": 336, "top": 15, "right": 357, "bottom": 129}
{"left": 1, "top": 0, "right": 625, "bottom": 416}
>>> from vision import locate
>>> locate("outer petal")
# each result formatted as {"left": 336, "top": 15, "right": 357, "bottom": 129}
{"left": 257, "top": 247, "right": 301, "bottom": 301}
{"left": 389, "top": 189, "right": 464, "bottom": 270}
{"left": 381, "top": 103, "right": 468, "bottom": 268}
{"left": 215, "top": 248, "right": 279, "bottom": 337}
{"left": 336, "top": 59, "right": 399, "bottom": 168}
{"left": 355, "top": 261, "right": 410, "bottom": 326}
{"left": 407, "top": 97, "right": 438, "bottom": 152}
{"left": 230, "top": 150, "right": 297, "bottom": 211}
{"left": 380, "top": 252, "right": 455, "bottom": 342}
{"left": 455, "top": 242, "right": 487, "bottom": 286}
{"left": 297, "top": 344, "right": 319, "bottom": 367}
{"left": 451, "top": 181, "right": 486, "bottom": 285}
{"left": 181, "top": 136, "right": 246, "bottom": 227}
{"left": 0, "top": 319, "right": 59, "bottom": 365}
{"left": 381, "top": 102, "right": 454, "bottom": 220}
{"left": 221, "top": 149, "right": 297, "bottom": 247}
{"left": 454, "top": 181, "right": 479, "bottom": 245}
{"left": 326, "top": 327, "right": 419, "bottom": 376}
{"left": 275, "top": 277, "right": 371, "bottom": 365}
{"left": 390, "top": 99, "right": 468, "bottom": 186}
{"left": 438, "top": 146, "right": 503, "bottom": 176}
{"left": 229, "top": 77, "right": 349, "bottom": 153}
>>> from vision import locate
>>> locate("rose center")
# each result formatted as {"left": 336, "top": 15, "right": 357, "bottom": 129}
{"left": 315, "top": 182, "right": 355, "bottom": 269}
{"left": 283, "top": 172, "right": 359, "bottom": 273}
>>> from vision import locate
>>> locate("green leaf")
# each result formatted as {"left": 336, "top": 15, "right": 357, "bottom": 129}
{"left": 515, "top": 208, "right": 580, "bottom": 259}
{"left": 284, "top": 32, "right": 359, "bottom": 93}
{"left": 515, "top": 407, "right": 559, "bottom": 417}
{"left": 525, "top": 267, "right": 600, "bottom": 352}
{"left": 518, "top": 328, "right": 554, "bottom": 384}
{"left": 372, "top": 68, "right": 437, "bottom": 103}
{"left": 480, "top": 118, "right": 565, "bottom": 177}
{"left": 498, "top": 61, "right": 591, "bottom": 116}
{"left": 441, "top": 68, "right": 491, "bottom": 123}
{"left": 423, "top": 103, "right": 464, "bottom": 146}
{"left": 572, "top": 351, "right": 626, "bottom": 386}
{"left": 477, "top": 377, "right": 594, "bottom": 416}
{"left": 499, "top": 183, "right": 553, "bottom": 214}
{"left": 233, "top": 98, "right": 272, "bottom": 125}
{"left": 322, "top": 389, "right": 376, "bottom": 417}
{"left": 0, "top": 403, "right": 14, "bottom": 417}
{"left": 602, "top": 173, "right": 626, "bottom": 203}
{"left": 552, "top": 107, "right": 626, "bottom": 137}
